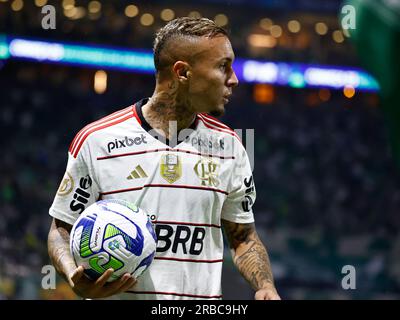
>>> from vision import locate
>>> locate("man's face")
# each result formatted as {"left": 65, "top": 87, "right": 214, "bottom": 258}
{"left": 186, "top": 35, "right": 238, "bottom": 117}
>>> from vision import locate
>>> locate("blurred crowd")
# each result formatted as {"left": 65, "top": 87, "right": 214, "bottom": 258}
{"left": 1, "top": 60, "right": 400, "bottom": 299}
{"left": 0, "top": 0, "right": 358, "bottom": 66}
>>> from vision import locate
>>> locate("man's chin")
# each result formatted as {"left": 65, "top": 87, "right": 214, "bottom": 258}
{"left": 209, "top": 107, "right": 225, "bottom": 117}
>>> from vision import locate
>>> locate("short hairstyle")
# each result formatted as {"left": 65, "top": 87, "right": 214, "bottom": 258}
{"left": 153, "top": 17, "right": 228, "bottom": 72}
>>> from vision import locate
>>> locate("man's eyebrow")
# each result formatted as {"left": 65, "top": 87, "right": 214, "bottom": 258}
{"left": 220, "top": 57, "right": 234, "bottom": 63}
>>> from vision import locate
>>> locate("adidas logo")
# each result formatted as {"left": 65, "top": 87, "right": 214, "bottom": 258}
{"left": 127, "top": 165, "right": 148, "bottom": 180}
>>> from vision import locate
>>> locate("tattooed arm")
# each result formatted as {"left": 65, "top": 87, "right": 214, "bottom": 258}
{"left": 48, "top": 218, "right": 79, "bottom": 284}
{"left": 48, "top": 218, "right": 136, "bottom": 298}
{"left": 222, "top": 219, "right": 280, "bottom": 300}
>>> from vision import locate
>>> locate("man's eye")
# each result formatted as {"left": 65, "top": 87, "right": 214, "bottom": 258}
{"left": 220, "top": 63, "right": 227, "bottom": 70}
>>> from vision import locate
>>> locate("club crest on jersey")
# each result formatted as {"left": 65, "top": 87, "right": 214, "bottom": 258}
{"left": 194, "top": 158, "right": 220, "bottom": 187}
{"left": 57, "top": 172, "right": 74, "bottom": 196}
{"left": 160, "top": 153, "right": 182, "bottom": 184}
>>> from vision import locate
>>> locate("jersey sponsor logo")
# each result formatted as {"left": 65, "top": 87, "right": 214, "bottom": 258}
{"left": 127, "top": 165, "right": 148, "bottom": 180}
{"left": 57, "top": 172, "right": 74, "bottom": 196}
{"left": 70, "top": 175, "right": 92, "bottom": 214}
{"left": 241, "top": 176, "right": 255, "bottom": 212}
{"left": 107, "top": 135, "right": 147, "bottom": 153}
{"left": 194, "top": 158, "right": 220, "bottom": 187}
{"left": 155, "top": 224, "right": 206, "bottom": 256}
{"left": 160, "top": 154, "right": 182, "bottom": 184}
{"left": 186, "top": 135, "right": 225, "bottom": 151}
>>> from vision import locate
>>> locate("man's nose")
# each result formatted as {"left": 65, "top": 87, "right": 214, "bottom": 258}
{"left": 227, "top": 70, "right": 239, "bottom": 88}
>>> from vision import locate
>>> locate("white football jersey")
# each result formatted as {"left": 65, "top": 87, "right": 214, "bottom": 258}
{"left": 49, "top": 98, "right": 255, "bottom": 300}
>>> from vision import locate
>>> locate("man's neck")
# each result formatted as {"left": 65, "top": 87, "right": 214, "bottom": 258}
{"left": 141, "top": 87, "right": 196, "bottom": 141}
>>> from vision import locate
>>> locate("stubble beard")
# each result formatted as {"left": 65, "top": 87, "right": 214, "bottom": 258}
{"left": 208, "top": 107, "right": 224, "bottom": 117}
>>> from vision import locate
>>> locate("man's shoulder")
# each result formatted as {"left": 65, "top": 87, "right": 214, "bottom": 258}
{"left": 196, "top": 113, "right": 242, "bottom": 146}
{"left": 68, "top": 105, "right": 139, "bottom": 158}
{"left": 197, "top": 113, "right": 239, "bottom": 138}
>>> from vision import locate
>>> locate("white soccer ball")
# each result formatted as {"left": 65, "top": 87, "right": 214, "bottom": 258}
{"left": 70, "top": 199, "right": 157, "bottom": 282}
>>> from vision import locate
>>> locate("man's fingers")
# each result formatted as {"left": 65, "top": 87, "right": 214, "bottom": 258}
{"left": 254, "top": 292, "right": 264, "bottom": 300}
{"left": 70, "top": 266, "right": 84, "bottom": 284}
{"left": 90, "top": 271, "right": 137, "bottom": 297}
{"left": 118, "top": 276, "right": 137, "bottom": 292}
{"left": 103, "top": 274, "right": 137, "bottom": 295}
{"left": 95, "top": 268, "right": 114, "bottom": 287}
{"left": 107, "top": 274, "right": 131, "bottom": 292}
{"left": 255, "top": 289, "right": 281, "bottom": 300}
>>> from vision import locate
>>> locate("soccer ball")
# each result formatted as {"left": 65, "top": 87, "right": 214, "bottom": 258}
{"left": 70, "top": 199, "right": 157, "bottom": 282}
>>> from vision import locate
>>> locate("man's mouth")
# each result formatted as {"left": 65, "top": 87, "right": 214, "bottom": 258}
{"left": 223, "top": 94, "right": 232, "bottom": 104}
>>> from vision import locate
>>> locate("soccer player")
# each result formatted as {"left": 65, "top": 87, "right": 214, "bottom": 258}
{"left": 48, "top": 17, "right": 280, "bottom": 300}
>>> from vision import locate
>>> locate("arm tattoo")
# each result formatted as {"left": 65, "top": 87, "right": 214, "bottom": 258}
{"left": 222, "top": 219, "right": 275, "bottom": 290}
{"left": 48, "top": 219, "right": 76, "bottom": 281}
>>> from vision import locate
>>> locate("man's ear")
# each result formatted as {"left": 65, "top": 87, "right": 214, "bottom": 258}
{"left": 173, "top": 61, "right": 191, "bottom": 81}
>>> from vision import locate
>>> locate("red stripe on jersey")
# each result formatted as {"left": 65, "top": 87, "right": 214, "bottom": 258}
{"left": 198, "top": 114, "right": 235, "bottom": 134}
{"left": 132, "top": 103, "right": 141, "bottom": 125}
{"left": 97, "top": 148, "right": 235, "bottom": 160}
{"left": 198, "top": 114, "right": 240, "bottom": 139}
{"left": 146, "top": 184, "right": 228, "bottom": 194}
{"left": 69, "top": 106, "right": 133, "bottom": 154}
{"left": 197, "top": 116, "right": 241, "bottom": 142}
{"left": 154, "top": 220, "right": 221, "bottom": 228}
{"left": 199, "top": 113, "right": 232, "bottom": 130}
{"left": 154, "top": 257, "right": 223, "bottom": 263}
{"left": 70, "top": 107, "right": 133, "bottom": 155}
{"left": 101, "top": 186, "right": 143, "bottom": 195}
{"left": 197, "top": 114, "right": 233, "bottom": 132}
{"left": 126, "top": 290, "right": 222, "bottom": 299}
{"left": 100, "top": 184, "right": 228, "bottom": 196}
{"left": 71, "top": 113, "right": 134, "bottom": 158}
